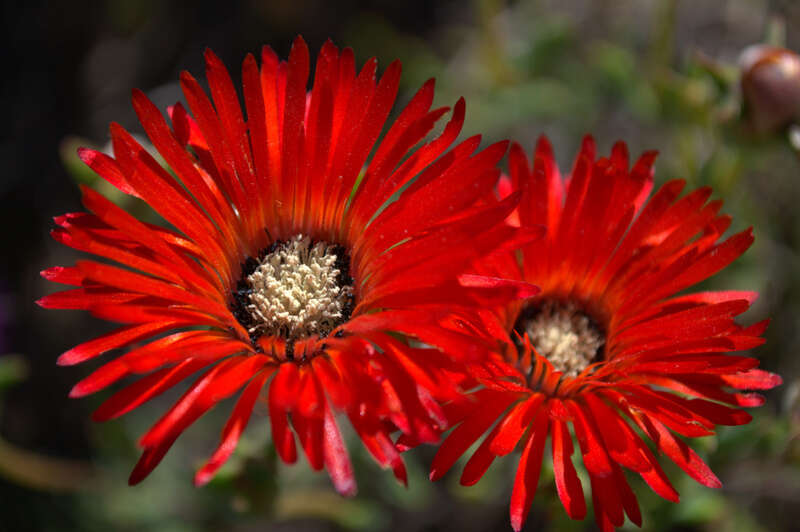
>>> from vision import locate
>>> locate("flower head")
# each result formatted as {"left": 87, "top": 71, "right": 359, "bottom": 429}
{"left": 428, "top": 136, "right": 782, "bottom": 530}
{"left": 39, "top": 37, "right": 535, "bottom": 493}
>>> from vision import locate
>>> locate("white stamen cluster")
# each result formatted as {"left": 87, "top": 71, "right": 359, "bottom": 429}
{"left": 520, "top": 300, "right": 605, "bottom": 377}
{"left": 245, "top": 235, "right": 352, "bottom": 339}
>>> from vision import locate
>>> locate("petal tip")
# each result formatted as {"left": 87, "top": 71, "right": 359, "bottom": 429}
{"left": 56, "top": 352, "right": 76, "bottom": 366}
{"left": 194, "top": 470, "right": 212, "bottom": 487}
{"left": 76, "top": 146, "right": 93, "bottom": 163}
{"left": 68, "top": 383, "right": 87, "bottom": 398}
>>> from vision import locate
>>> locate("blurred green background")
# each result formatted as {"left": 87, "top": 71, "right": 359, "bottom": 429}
{"left": 2, "top": 0, "right": 799, "bottom": 530}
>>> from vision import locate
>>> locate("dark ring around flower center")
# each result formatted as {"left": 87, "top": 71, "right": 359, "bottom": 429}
{"left": 512, "top": 299, "right": 606, "bottom": 378}
{"left": 231, "top": 234, "right": 355, "bottom": 359}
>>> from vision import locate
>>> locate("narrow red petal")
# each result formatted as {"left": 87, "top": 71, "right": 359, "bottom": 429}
{"left": 195, "top": 368, "right": 272, "bottom": 486}
{"left": 321, "top": 400, "right": 357, "bottom": 496}
{"left": 509, "top": 412, "right": 549, "bottom": 532}
{"left": 552, "top": 419, "right": 586, "bottom": 519}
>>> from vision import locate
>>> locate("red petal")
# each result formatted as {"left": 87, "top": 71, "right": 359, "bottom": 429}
{"left": 195, "top": 368, "right": 272, "bottom": 486}
{"left": 488, "top": 394, "right": 544, "bottom": 456}
{"left": 722, "top": 369, "right": 782, "bottom": 390}
{"left": 58, "top": 321, "right": 176, "bottom": 366}
{"left": 204, "top": 50, "right": 261, "bottom": 227}
{"left": 138, "top": 355, "right": 268, "bottom": 448}
{"left": 637, "top": 415, "right": 721, "bottom": 488}
{"left": 584, "top": 394, "right": 652, "bottom": 472}
{"left": 76, "top": 260, "right": 235, "bottom": 328}
{"left": 293, "top": 411, "right": 324, "bottom": 470}
{"left": 92, "top": 358, "right": 211, "bottom": 421}
{"left": 109, "top": 123, "right": 232, "bottom": 280}
{"left": 552, "top": 419, "right": 586, "bottom": 519}
{"left": 460, "top": 436, "right": 497, "bottom": 487}
{"left": 457, "top": 274, "right": 540, "bottom": 299}
{"left": 566, "top": 400, "right": 614, "bottom": 476}
{"left": 40, "top": 266, "right": 84, "bottom": 286}
{"left": 129, "top": 356, "right": 266, "bottom": 484}
{"left": 322, "top": 400, "right": 357, "bottom": 496}
{"left": 430, "top": 392, "right": 517, "bottom": 481}
{"left": 509, "top": 411, "right": 549, "bottom": 532}
{"left": 268, "top": 373, "right": 297, "bottom": 464}
{"left": 77, "top": 147, "right": 140, "bottom": 197}
{"left": 270, "top": 362, "right": 300, "bottom": 411}
{"left": 131, "top": 90, "right": 241, "bottom": 257}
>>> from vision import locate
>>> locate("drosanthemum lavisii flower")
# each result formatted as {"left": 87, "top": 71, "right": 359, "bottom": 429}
{"left": 425, "top": 136, "right": 782, "bottom": 530}
{"left": 39, "top": 37, "right": 537, "bottom": 493}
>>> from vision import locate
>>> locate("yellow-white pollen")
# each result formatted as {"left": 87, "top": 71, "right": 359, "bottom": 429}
{"left": 245, "top": 235, "right": 352, "bottom": 339}
{"left": 520, "top": 300, "right": 604, "bottom": 377}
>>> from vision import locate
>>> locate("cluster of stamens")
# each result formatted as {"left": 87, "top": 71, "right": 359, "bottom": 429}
{"left": 514, "top": 300, "right": 605, "bottom": 377}
{"left": 232, "top": 235, "right": 354, "bottom": 346}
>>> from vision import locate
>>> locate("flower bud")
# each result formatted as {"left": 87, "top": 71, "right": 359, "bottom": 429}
{"left": 740, "top": 45, "right": 800, "bottom": 134}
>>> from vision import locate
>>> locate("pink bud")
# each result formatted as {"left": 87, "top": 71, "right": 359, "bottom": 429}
{"left": 740, "top": 45, "right": 800, "bottom": 134}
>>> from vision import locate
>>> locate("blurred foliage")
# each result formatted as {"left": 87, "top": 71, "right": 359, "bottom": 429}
{"left": 0, "top": 355, "right": 28, "bottom": 394}
{"left": 5, "top": 0, "right": 800, "bottom": 531}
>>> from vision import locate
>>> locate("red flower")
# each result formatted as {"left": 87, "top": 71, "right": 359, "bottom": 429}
{"left": 39, "top": 37, "right": 536, "bottom": 493}
{"left": 427, "top": 136, "right": 782, "bottom": 530}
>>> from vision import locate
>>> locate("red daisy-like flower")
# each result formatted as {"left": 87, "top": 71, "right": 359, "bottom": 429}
{"left": 39, "top": 37, "right": 536, "bottom": 494}
{"left": 427, "top": 136, "right": 782, "bottom": 530}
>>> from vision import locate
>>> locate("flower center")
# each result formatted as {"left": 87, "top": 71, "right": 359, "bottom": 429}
{"left": 513, "top": 300, "right": 605, "bottom": 377}
{"left": 233, "top": 235, "right": 354, "bottom": 344}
